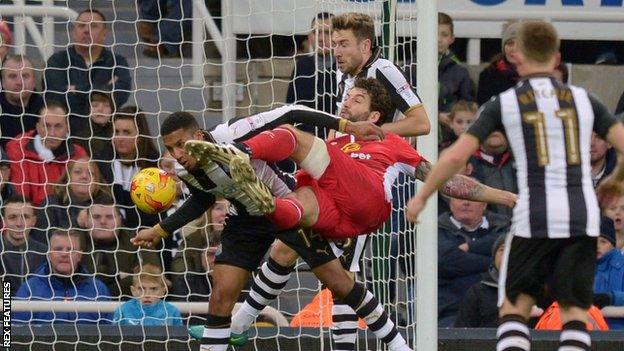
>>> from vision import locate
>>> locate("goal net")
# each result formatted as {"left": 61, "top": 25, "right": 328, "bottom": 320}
{"left": 5, "top": 0, "right": 418, "bottom": 350}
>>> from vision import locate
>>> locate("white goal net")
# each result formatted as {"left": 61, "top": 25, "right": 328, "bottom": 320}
{"left": 3, "top": 0, "right": 419, "bottom": 350}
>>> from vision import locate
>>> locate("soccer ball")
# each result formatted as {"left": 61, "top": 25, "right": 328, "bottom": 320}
{"left": 130, "top": 167, "right": 177, "bottom": 214}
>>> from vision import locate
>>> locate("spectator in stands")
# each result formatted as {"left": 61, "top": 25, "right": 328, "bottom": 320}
{"left": 439, "top": 100, "right": 478, "bottom": 151}
{"left": 85, "top": 91, "right": 115, "bottom": 162}
{"left": 44, "top": 9, "right": 131, "bottom": 137}
{"left": 438, "top": 196, "right": 510, "bottom": 327}
{"left": 454, "top": 234, "right": 506, "bottom": 328}
{"left": 171, "top": 244, "right": 218, "bottom": 302}
{"left": 436, "top": 13, "right": 475, "bottom": 123}
{"left": 468, "top": 130, "right": 517, "bottom": 217}
{"left": 0, "top": 147, "right": 16, "bottom": 205}
{"left": 553, "top": 61, "right": 569, "bottom": 83}
{"left": 593, "top": 217, "right": 624, "bottom": 329}
{"left": 171, "top": 199, "right": 228, "bottom": 277}
{"left": 591, "top": 132, "right": 616, "bottom": 188}
{"left": 14, "top": 230, "right": 112, "bottom": 324}
{"left": 0, "top": 197, "right": 46, "bottom": 291}
{"left": 0, "top": 55, "right": 44, "bottom": 148}
{"left": 113, "top": 263, "right": 183, "bottom": 326}
{"left": 476, "top": 21, "right": 520, "bottom": 105}
{"left": 604, "top": 195, "right": 624, "bottom": 251}
{"left": 77, "top": 196, "right": 161, "bottom": 298}
{"left": 37, "top": 157, "right": 111, "bottom": 231}
{"left": 99, "top": 106, "right": 160, "bottom": 229}
{"left": 0, "top": 20, "right": 13, "bottom": 62}
{"left": 139, "top": 0, "right": 192, "bottom": 58}
{"left": 7, "top": 101, "right": 88, "bottom": 206}
{"left": 616, "top": 89, "right": 624, "bottom": 117}
{"left": 285, "top": 12, "right": 336, "bottom": 135}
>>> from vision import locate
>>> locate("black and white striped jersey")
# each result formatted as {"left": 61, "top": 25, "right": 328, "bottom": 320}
{"left": 467, "top": 74, "right": 618, "bottom": 239}
{"left": 335, "top": 47, "right": 422, "bottom": 121}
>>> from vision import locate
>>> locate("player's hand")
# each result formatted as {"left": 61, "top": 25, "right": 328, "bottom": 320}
{"left": 131, "top": 227, "right": 162, "bottom": 248}
{"left": 345, "top": 121, "right": 385, "bottom": 141}
{"left": 406, "top": 195, "right": 427, "bottom": 223}
{"left": 596, "top": 175, "right": 624, "bottom": 208}
{"left": 505, "top": 192, "right": 518, "bottom": 208}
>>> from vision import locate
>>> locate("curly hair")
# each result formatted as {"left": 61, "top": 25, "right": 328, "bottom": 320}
{"left": 353, "top": 78, "right": 394, "bottom": 126}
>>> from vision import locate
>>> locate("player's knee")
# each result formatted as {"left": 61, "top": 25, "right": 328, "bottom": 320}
{"left": 210, "top": 283, "right": 238, "bottom": 314}
{"left": 316, "top": 266, "right": 354, "bottom": 299}
{"left": 270, "top": 241, "right": 299, "bottom": 267}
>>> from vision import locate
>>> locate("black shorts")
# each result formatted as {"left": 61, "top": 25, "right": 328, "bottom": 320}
{"left": 501, "top": 235, "right": 597, "bottom": 309}
{"left": 215, "top": 216, "right": 336, "bottom": 272}
{"left": 331, "top": 234, "right": 369, "bottom": 272}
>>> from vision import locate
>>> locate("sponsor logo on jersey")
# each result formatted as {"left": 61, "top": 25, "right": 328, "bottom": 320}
{"left": 341, "top": 142, "right": 361, "bottom": 153}
{"left": 396, "top": 83, "right": 411, "bottom": 94}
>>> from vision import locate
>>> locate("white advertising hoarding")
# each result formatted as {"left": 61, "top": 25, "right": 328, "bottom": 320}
{"left": 231, "top": 0, "right": 624, "bottom": 40}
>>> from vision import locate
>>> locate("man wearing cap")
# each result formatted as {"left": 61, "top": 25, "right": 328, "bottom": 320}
{"left": 594, "top": 216, "right": 624, "bottom": 329}
{"left": 476, "top": 21, "right": 521, "bottom": 105}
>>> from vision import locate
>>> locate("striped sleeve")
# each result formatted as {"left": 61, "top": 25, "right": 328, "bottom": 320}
{"left": 466, "top": 96, "right": 503, "bottom": 143}
{"left": 374, "top": 63, "right": 422, "bottom": 113}
{"left": 589, "top": 93, "right": 619, "bottom": 139}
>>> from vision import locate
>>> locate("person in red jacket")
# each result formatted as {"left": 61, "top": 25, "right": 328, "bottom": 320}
{"left": 6, "top": 100, "right": 87, "bottom": 205}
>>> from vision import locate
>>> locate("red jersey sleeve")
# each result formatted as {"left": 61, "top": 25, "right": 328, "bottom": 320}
{"left": 386, "top": 133, "right": 426, "bottom": 169}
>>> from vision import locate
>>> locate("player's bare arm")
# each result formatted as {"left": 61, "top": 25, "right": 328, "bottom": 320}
{"left": 381, "top": 104, "right": 430, "bottom": 137}
{"left": 406, "top": 133, "right": 481, "bottom": 223}
{"left": 413, "top": 160, "right": 517, "bottom": 208}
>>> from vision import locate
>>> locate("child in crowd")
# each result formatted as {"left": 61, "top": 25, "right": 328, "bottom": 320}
{"left": 439, "top": 100, "right": 478, "bottom": 151}
{"left": 604, "top": 195, "right": 624, "bottom": 252}
{"left": 87, "top": 91, "right": 115, "bottom": 160}
{"left": 113, "top": 264, "right": 183, "bottom": 326}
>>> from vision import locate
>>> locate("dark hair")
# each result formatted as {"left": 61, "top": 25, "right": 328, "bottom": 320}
{"left": 332, "top": 13, "right": 375, "bottom": 44}
{"left": 1, "top": 195, "right": 34, "bottom": 215}
{"left": 40, "top": 99, "right": 68, "bottom": 115}
{"left": 113, "top": 106, "right": 159, "bottom": 169}
{"left": 90, "top": 91, "right": 114, "bottom": 109}
{"left": 311, "top": 12, "right": 334, "bottom": 28}
{"left": 77, "top": 9, "right": 107, "bottom": 26}
{"left": 555, "top": 61, "right": 569, "bottom": 83}
{"left": 438, "top": 12, "right": 454, "bottom": 34}
{"left": 353, "top": 78, "right": 394, "bottom": 126}
{"left": 161, "top": 111, "right": 200, "bottom": 137}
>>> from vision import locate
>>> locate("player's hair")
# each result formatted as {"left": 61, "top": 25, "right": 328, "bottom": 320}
{"left": 517, "top": 20, "right": 560, "bottom": 65}
{"left": 161, "top": 111, "right": 200, "bottom": 136}
{"left": 132, "top": 263, "right": 169, "bottom": 288}
{"left": 77, "top": 8, "right": 107, "bottom": 27}
{"left": 438, "top": 12, "right": 454, "bottom": 34}
{"left": 311, "top": 12, "right": 333, "bottom": 28}
{"left": 354, "top": 78, "right": 394, "bottom": 126}
{"left": 449, "top": 101, "right": 478, "bottom": 121}
{"left": 332, "top": 12, "right": 375, "bottom": 43}
{"left": 1, "top": 195, "right": 34, "bottom": 216}
{"left": 114, "top": 106, "right": 159, "bottom": 169}
{"left": 40, "top": 99, "right": 68, "bottom": 116}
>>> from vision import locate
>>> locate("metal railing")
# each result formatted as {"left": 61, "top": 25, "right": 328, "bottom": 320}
{"left": 1, "top": 1, "right": 78, "bottom": 60}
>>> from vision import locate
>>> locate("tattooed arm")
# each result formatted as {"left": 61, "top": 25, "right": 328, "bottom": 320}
{"left": 413, "top": 160, "right": 516, "bottom": 207}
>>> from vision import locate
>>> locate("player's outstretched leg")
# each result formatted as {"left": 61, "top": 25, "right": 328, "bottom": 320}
{"left": 230, "top": 257, "right": 294, "bottom": 344}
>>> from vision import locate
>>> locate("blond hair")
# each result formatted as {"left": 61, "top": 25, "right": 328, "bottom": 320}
{"left": 132, "top": 263, "right": 169, "bottom": 288}
{"left": 449, "top": 101, "right": 478, "bottom": 121}
{"left": 517, "top": 21, "right": 560, "bottom": 64}
{"left": 331, "top": 12, "right": 375, "bottom": 43}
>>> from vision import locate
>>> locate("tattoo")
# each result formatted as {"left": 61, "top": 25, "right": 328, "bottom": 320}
{"left": 440, "top": 175, "right": 485, "bottom": 201}
{"left": 414, "top": 160, "right": 432, "bottom": 182}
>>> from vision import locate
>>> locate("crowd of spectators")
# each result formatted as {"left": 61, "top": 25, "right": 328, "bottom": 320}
{"left": 1, "top": 5, "right": 624, "bottom": 330}
{"left": 0, "top": 8, "right": 228, "bottom": 326}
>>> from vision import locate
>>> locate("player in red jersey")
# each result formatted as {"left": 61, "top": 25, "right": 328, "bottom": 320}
{"left": 187, "top": 78, "right": 516, "bottom": 239}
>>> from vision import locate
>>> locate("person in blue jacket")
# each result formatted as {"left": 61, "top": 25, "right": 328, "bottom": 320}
{"left": 113, "top": 263, "right": 183, "bottom": 326}
{"left": 594, "top": 216, "right": 624, "bottom": 329}
{"left": 13, "top": 230, "right": 112, "bottom": 324}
